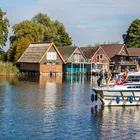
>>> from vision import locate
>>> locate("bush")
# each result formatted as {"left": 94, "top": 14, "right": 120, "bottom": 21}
{"left": 0, "top": 61, "right": 19, "bottom": 75}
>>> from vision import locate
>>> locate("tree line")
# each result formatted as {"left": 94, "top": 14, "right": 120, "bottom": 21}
{"left": 0, "top": 8, "right": 140, "bottom": 64}
{"left": 0, "top": 9, "right": 72, "bottom": 63}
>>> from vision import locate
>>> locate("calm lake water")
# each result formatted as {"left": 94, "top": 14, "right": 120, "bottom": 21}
{"left": 0, "top": 75, "right": 139, "bottom": 140}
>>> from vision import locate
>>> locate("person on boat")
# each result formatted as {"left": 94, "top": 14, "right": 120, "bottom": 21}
{"left": 136, "top": 65, "right": 140, "bottom": 72}
{"left": 111, "top": 74, "right": 122, "bottom": 84}
{"left": 97, "top": 68, "right": 104, "bottom": 87}
{"left": 104, "top": 69, "right": 112, "bottom": 88}
{"left": 122, "top": 69, "right": 129, "bottom": 82}
{"left": 111, "top": 74, "right": 119, "bottom": 83}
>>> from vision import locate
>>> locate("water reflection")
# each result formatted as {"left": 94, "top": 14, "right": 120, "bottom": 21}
{"left": 0, "top": 75, "right": 139, "bottom": 139}
{"left": 92, "top": 107, "right": 140, "bottom": 139}
{"left": 39, "top": 75, "right": 63, "bottom": 110}
{"left": 0, "top": 76, "right": 19, "bottom": 86}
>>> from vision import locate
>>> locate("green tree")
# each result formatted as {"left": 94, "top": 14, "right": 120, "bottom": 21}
{"left": 87, "top": 44, "right": 94, "bottom": 47}
{"left": 0, "top": 8, "right": 10, "bottom": 48}
{"left": 32, "top": 13, "right": 72, "bottom": 46}
{"left": 7, "top": 37, "right": 31, "bottom": 63}
{"left": 7, "top": 20, "right": 45, "bottom": 63}
{"left": 103, "top": 41, "right": 120, "bottom": 45}
{"left": 123, "top": 19, "right": 140, "bottom": 48}
{"left": 54, "top": 20, "right": 72, "bottom": 46}
{"left": 32, "top": 13, "right": 57, "bottom": 41}
{"left": 94, "top": 43, "right": 100, "bottom": 47}
{"left": 0, "top": 48, "right": 5, "bottom": 60}
{"left": 12, "top": 20, "right": 45, "bottom": 42}
{"left": 7, "top": 13, "right": 72, "bottom": 63}
{"left": 14, "top": 37, "right": 31, "bottom": 62}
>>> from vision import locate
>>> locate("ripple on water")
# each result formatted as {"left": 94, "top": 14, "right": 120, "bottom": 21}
{"left": 0, "top": 76, "right": 139, "bottom": 139}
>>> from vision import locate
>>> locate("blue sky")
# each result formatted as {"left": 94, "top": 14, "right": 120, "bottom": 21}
{"left": 1, "top": 0, "right": 140, "bottom": 50}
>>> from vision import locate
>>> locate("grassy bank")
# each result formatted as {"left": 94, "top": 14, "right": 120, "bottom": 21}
{"left": 0, "top": 62, "right": 19, "bottom": 75}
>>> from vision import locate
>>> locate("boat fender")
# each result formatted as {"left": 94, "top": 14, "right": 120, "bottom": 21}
{"left": 116, "top": 96, "right": 120, "bottom": 104}
{"left": 95, "top": 95, "right": 98, "bottom": 101}
{"left": 129, "top": 95, "right": 133, "bottom": 103}
{"left": 91, "top": 94, "right": 94, "bottom": 102}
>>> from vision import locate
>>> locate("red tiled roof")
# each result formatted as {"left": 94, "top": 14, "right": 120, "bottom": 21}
{"left": 101, "top": 44, "right": 124, "bottom": 59}
{"left": 127, "top": 48, "right": 140, "bottom": 56}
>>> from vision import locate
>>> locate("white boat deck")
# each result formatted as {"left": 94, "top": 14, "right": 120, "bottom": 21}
{"left": 91, "top": 82, "right": 140, "bottom": 106}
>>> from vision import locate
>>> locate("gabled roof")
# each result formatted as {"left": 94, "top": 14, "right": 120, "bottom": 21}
{"left": 80, "top": 47, "right": 99, "bottom": 59}
{"left": 18, "top": 42, "right": 65, "bottom": 63}
{"left": 127, "top": 48, "right": 140, "bottom": 56}
{"left": 100, "top": 44, "right": 125, "bottom": 58}
{"left": 57, "top": 47, "right": 77, "bottom": 62}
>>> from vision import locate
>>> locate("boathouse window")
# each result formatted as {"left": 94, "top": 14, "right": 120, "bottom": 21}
{"left": 47, "top": 52, "right": 57, "bottom": 60}
{"left": 74, "top": 54, "right": 79, "bottom": 62}
{"left": 97, "top": 64, "right": 103, "bottom": 69}
{"left": 97, "top": 55, "right": 100, "bottom": 62}
{"left": 100, "top": 54, "right": 103, "bottom": 60}
{"left": 97, "top": 54, "right": 103, "bottom": 62}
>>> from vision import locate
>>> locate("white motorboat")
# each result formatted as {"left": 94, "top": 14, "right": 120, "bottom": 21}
{"left": 118, "top": 71, "right": 140, "bottom": 82}
{"left": 91, "top": 82, "right": 140, "bottom": 106}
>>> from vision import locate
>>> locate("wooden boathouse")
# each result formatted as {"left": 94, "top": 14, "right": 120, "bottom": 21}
{"left": 101, "top": 44, "right": 138, "bottom": 72}
{"left": 57, "top": 47, "right": 87, "bottom": 75}
{"left": 80, "top": 46, "right": 109, "bottom": 75}
{"left": 18, "top": 42, "right": 66, "bottom": 75}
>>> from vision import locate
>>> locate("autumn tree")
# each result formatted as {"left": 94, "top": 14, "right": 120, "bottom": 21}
{"left": 7, "top": 37, "right": 31, "bottom": 62}
{"left": 0, "top": 8, "right": 10, "bottom": 48}
{"left": 123, "top": 19, "right": 140, "bottom": 48}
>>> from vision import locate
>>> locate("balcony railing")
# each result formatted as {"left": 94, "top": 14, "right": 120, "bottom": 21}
{"left": 110, "top": 61, "right": 137, "bottom": 65}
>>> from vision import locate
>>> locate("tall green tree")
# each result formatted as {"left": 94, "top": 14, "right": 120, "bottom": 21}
{"left": 123, "top": 19, "right": 140, "bottom": 48}
{"left": 0, "top": 8, "right": 10, "bottom": 48}
{"left": 32, "top": 13, "right": 57, "bottom": 42}
{"left": 12, "top": 20, "right": 45, "bottom": 42}
{"left": 7, "top": 20, "right": 45, "bottom": 63}
{"left": 54, "top": 20, "right": 72, "bottom": 46}
{"left": 32, "top": 13, "right": 72, "bottom": 46}
{"left": 7, "top": 13, "right": 72, "bottom": 63}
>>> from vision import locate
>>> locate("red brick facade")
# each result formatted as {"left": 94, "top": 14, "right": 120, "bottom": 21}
{"left": 92, "top": 48, "right": 109, "bottom": 64}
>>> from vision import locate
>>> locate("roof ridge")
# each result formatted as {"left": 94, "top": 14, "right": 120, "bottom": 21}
{"left": 31, "top": 42, "right": 52, "bottom": 44}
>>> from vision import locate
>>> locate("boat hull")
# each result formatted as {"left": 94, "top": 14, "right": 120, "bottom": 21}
{"left": 92, "top": 88, "right": 140, "bottom": 106}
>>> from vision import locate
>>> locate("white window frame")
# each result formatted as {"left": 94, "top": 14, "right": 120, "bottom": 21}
{"left": 46, "top": 52, "right": 57, "bottom": 60}
{"left": 97, "top": 54, "right": 103, "bottom": 62}
{"left": 74, "top": 54, "right": 79, "bottom": 63}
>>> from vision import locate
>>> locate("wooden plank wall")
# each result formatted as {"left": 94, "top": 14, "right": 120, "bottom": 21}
{"left": 40, "top": 64, "right": 62, "bottom": 73}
